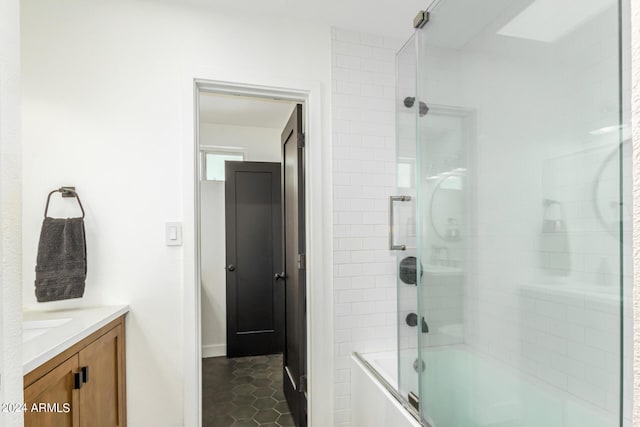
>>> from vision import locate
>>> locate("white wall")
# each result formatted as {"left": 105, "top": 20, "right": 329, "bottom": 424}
{"left": 330, "top": 28, "right": 403, "bottom": 427}
{"left": 0, "top": 0, "right": 23, "bottom": 425}
{"left": 200, "top": 123, "right": 284, "bottom": 162}
{"left": 200, "top": 179, "right": 225, "bottom": 357}
{"left": 199, "top": 123, "right": 282, "bottom": 357}
{"left": 21, "top": 1, "right": 331, "bottom": 425}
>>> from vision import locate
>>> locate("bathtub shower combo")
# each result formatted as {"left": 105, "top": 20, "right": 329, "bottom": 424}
{"left": 352, "top": 0, "right": 632, "bottom": 426}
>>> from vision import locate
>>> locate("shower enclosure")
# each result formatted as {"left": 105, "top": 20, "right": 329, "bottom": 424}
{"left": 388, "top": 0, "right": 632, "bottom": 426}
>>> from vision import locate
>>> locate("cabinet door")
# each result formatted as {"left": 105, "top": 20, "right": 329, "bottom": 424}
{"left": 24, "top": 355, "right": 80, "bottom": 427}
{"left": 78, "top": 325, "right": 125, "bottom": 427}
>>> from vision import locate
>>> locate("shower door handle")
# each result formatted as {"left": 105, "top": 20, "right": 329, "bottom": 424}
{"left": 389, "top": 195, "right": 411, "bottom": 251}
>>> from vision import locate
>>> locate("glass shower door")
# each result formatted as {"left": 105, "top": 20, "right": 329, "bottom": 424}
{"left": 413, "top": 0, "right": 629, "bottom": 426}
{"left": 395, "top": 34, "right": 420, "bottom": 408}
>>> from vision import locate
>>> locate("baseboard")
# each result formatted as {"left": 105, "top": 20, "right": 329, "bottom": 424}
{"left": 202, "top": 343, "right": 226, "bottom": 358}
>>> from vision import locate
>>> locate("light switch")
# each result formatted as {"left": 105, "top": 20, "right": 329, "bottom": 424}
{"left": 165, "top": 222, "right": 182, "bottom": 246}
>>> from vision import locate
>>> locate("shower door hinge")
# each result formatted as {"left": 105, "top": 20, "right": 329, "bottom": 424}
{"left": 297, "top": 133, "right": 305, "bottom": 148}
{"left": 298, "top": 253, "right": 306, "bottom": 270}
{"left": 413, "top": 11, "right": 429, "bottom": 29}
{"left": 408, "top": 391, "right": 419, "bottom": 411}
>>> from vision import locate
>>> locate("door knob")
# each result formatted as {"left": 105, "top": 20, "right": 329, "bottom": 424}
{"left": 227, "top": 264, "right": 236, "bottom": 272}
{"left": 274, "top": 272, "right": 286, "bottom": 280}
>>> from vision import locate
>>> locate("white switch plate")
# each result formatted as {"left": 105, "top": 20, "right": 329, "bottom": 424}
{"left": 165, "top": 222, "right": 182, "bottom": 246}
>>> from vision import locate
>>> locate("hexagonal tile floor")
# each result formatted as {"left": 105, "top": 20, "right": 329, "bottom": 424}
{"left": 202, "top": 354, "right": 295, "bottom": 427}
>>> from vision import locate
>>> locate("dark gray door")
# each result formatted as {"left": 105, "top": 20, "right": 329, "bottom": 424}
{"left": 281, "top": 105, "right": 307, "bottom": 427}
{"left": 225, "top": 161, "right": 283, "bottom": 357}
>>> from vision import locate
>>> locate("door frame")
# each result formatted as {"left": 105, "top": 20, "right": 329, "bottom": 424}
{"left": 182, "top": 77, "right": 333, "bottom": 427}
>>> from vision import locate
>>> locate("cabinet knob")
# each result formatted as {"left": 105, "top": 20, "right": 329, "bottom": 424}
{"left": 227, "top": 264, "right": 236, "bottom": 272}
{"left": 274, "top": 272, "right": 286, "bottom": 280}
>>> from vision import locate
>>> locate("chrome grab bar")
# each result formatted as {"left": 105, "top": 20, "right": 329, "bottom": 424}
{"left": 389, "top": 195, "right": 411, "bottom": 250}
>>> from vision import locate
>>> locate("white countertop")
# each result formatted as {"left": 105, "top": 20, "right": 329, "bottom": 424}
{"left": 23, "top": 305, "right": 129, "bottom": 374}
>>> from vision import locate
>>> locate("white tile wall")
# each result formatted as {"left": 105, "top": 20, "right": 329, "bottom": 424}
{"left": 331, "top": 27, "right": 402, "bottom": 427}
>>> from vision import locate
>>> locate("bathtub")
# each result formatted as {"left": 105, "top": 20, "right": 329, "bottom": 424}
{"left": 351, "top": 351, "right": 421, "bottom": 427}
{"left": 352, "top": 347, "right": 619, "bottom": 427}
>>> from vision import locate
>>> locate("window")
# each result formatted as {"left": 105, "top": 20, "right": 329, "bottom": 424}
{"left": 397, "top": 158, "right": 415, "bottom": 188}
{"left": 202, "top": 151, "right": 244, "bottom": 181}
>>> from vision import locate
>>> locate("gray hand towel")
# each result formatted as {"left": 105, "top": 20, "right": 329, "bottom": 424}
{"left": 35, "top": 217, "right": 87, "bottom": 302}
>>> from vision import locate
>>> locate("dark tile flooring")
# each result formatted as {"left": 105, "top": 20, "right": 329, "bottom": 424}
{"left": 202, "top": 354, "right": 295, "bottom": 427}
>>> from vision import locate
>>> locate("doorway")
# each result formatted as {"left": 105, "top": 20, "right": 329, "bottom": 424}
{"left": 196, "top": 90, "right": 306, "bottom": 427}
{"left": 199, "top": 93, "right": 294, "bottom": 359}
{"left": 187, "top": 79, "right": 333, "bottom": 427}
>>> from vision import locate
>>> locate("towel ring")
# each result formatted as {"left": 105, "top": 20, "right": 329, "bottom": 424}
{"left": 44, "top": 187, "right": 85, "bottom": 218}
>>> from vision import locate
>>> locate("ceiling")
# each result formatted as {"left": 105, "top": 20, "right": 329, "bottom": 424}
{"left": 199, "top": 92, "right": 296, "bottom": 129}
{"left": 161, "top": 0, "right": 429, "bottom": 39}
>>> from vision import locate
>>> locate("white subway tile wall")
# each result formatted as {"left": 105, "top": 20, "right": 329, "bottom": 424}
{"left": 331, "top": 27, "right": 403, "bottom": 426}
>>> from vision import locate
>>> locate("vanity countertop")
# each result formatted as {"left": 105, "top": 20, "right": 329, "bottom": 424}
{"left": 22, "top": 305, "right": 129, "bottom": 374}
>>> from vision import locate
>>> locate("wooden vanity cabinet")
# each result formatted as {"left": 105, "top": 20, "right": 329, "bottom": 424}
{"left": 24, "top": 355, "right": 79, "bottom": 427}
{"left": 24, "top": 316, "right": 126, "bottom": 427}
